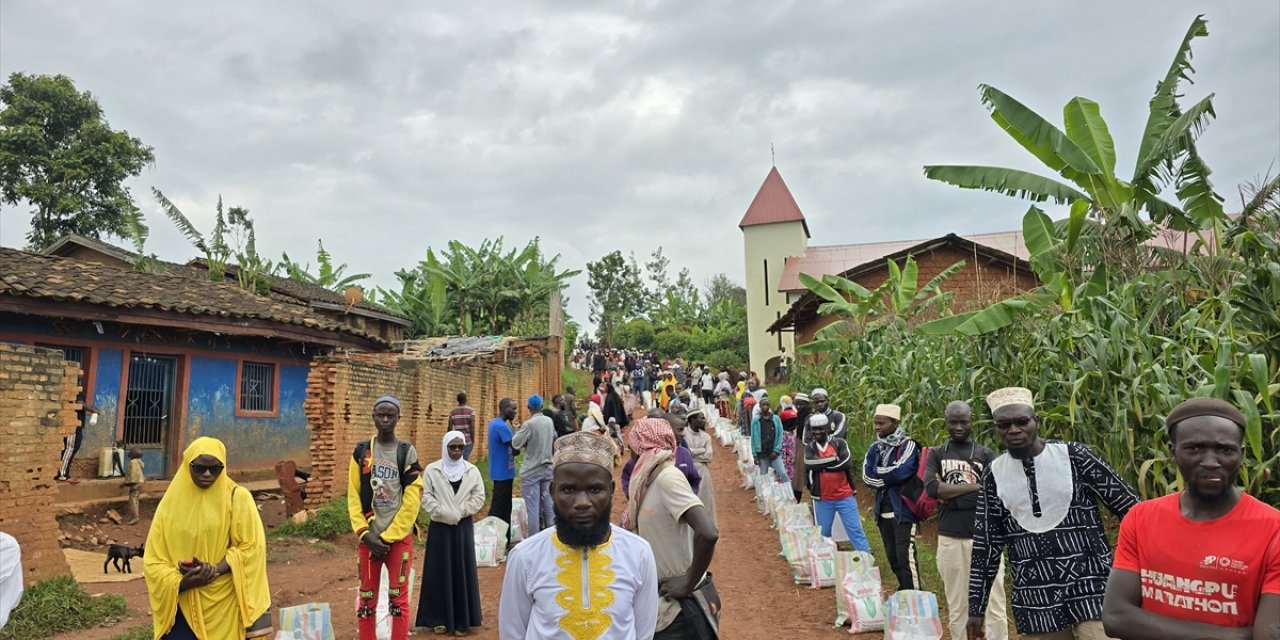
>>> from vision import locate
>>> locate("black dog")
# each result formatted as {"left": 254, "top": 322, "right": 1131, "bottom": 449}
{"left": 104, "top": 543, "right": 144, "bottom": 574}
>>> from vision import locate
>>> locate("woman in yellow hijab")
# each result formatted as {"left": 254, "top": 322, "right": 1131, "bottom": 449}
{"left": 144, "top": 437, "right": 271, "bottom": 640}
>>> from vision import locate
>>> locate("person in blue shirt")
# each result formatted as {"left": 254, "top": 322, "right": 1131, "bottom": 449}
{"left": 486, "top": 398, "right": 518, "bottom": 544}
{"left": 862, "top": 403, "right": 921, "bottom": 590}
{"left": 750, "top": 397, "right": 789, "bottom": 484}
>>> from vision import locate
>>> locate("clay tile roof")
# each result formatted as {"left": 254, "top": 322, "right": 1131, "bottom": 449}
{"left": 738, "top": 167, "right": 810, "bottom": 236}
{"left": 0, "top": 247, "right": 386, "bottom": 346}
{"left": 187, "top": 258, "right": 409, "bottom": 324}
{"left": 40, "top": 234, "right": 406, "bottom": 324}
{"left": 777, "top": 230, "right": 1027, "bottom": 293}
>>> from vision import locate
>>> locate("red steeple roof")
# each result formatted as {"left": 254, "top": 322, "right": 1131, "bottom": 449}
{"left": 738, "top": 166, "right": 809, "bottom": 237}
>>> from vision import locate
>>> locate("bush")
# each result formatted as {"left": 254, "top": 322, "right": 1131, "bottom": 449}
{"left": 698, "top": 348, "right": 746, "bottom": 371}
{"left": 0, "top": 575, "right": 128, "bottom": 640}
{"left": 267, "top": 494, "right": 351, "bottom": 540}
{"left": 792, "top": 272, "right": 1280, "bottom": 504}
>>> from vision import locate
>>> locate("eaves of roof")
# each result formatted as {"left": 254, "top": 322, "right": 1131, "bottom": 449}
{"left": 1, "top": 247, "right": 387, "bottom": 349}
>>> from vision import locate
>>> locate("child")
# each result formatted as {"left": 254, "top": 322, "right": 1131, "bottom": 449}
{"left": 122, "top": 448, "right": 144, "bottom": 525}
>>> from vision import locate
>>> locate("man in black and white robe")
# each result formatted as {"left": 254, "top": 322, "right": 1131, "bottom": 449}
{"left": 968, "top": 387, "right": 1138, "bottom": 640}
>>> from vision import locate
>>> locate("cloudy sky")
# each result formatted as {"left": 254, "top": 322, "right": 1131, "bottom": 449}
{"left": 2, "top": 1, "right": 1277, "bottom": 332}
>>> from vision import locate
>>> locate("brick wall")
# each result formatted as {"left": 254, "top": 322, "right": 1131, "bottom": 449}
{"left": 0, "top": 342, "right": 80, "bottom": 581}
{"left": 303, "top": 337, "right": 561, "bottom": 507}
{"left": 795, "top": 246, "right": 1039, "bottom": 345}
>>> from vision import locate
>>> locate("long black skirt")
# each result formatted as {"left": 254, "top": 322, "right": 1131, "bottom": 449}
{"left": 414, "top": 517, "right": 483, "bottom": 633}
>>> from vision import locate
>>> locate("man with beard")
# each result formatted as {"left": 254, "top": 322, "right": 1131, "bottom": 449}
{"left": 923, "top": 401, "right": 1007, "bottom": 640}
{"left": 624, "top": 417, "right": 720, "bottom": 639}
{"left": 968, "top": 387, "right": 1138, "bottom": 640}
{"left": 1103, "top": 397, "right": 1280, "bottom": 640}
{"left": 500, "top": 431, "right": 659, "bottom": 639}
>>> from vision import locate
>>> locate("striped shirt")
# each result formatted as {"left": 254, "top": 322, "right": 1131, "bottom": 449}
{"left": 969, "top": 440, "right": 1138, "bottom": 634}
{"left": 448, "top": 406, "right": 475, "bottom": 445}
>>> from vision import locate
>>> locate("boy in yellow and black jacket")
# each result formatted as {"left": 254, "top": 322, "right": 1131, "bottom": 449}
{"left": 347, "top": 395, "right": 423, "bottom": 640}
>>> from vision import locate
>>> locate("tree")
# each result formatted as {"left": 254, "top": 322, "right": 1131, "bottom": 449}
{"left": 0, "top": 73, "right": 154, "bottom": 249}
{"left": 919, "top": 15, "right": 1228, "bottom": 335}
{"left": 923, "top": 15, "right": 1225, "bottom": 272}
{"left": 587, "top": 250, "right": 646, "bottom": 346}
{"left": 796, "top": 255, "right": 963, "bottom": 352}
{"left": 613, "top": 317, "right": 658, "bottom": 351}
{"left": 650, "top": 267, "right": 703, "bottom": 330}
{"left": 643, "top": 247, "right": 671, "bottom": 302}
{"left": 704, "top": 273, "right": 747, "bottom": 307}
{"left": 281, "top": 239, "right": 371, "bottom": 292}
{"left": 153, "top": 188, "right": 274, "bottom": 294}
{"left": 377, "top": 237, "right": 576, "bottom": 337}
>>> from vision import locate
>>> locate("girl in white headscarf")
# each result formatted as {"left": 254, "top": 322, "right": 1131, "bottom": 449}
{"left": 416, "top": 431, "right": 485, "bottom": 635}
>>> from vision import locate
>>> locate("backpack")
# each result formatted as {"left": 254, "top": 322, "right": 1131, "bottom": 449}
{"left": 353, "top": 439, "right": 421, "bottom": 523}
{"left": 900, "top": 445, "right": 939, "bottom": 520}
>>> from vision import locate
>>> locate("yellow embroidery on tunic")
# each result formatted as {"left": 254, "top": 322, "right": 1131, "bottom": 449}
{"left": 553, "top": 534, "right": 616, "bottom": 640}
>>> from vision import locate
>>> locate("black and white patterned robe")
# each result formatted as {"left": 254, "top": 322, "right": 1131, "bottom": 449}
{"left": 968, "top": 440, "right": 1139, "bottom": 635}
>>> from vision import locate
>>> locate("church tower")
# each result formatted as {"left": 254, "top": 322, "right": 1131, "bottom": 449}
{"left": 739, "top": 167, "right": 809, "bottom": 378}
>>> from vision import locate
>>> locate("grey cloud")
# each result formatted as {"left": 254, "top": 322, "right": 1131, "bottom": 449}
{"left": 1, "top": 0, "right": 1277, "bottom": 332}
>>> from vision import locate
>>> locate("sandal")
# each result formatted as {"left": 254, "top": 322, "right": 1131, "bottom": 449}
{"left": 433, "top": 626, "right": 448, "bottom": 635}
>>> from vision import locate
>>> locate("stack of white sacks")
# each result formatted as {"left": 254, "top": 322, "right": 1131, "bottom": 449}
{"left": 473, "top": 497, "right": 531, "bottom": 568}
{"left": 712, "top": 415, "right": 940, "bottom": 637}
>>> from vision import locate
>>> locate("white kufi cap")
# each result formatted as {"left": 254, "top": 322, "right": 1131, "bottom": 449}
{"left": 874, "top": 404, "right": 902, "bottom": 421}
{"left": 986, "top": 387, "right": 1035, "bottom": 412}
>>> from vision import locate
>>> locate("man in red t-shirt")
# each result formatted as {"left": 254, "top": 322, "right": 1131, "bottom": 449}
{"left": 802, "top": 414, "right": 870, "bottom": 553}
{"left": 1103, "top": 397, "right": 1280, "bottom": 640}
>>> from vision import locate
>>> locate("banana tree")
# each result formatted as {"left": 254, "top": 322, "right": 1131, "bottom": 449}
{"left": 381, "top": 236, "right": 577, "bottom": 338}
{"left": 919, "top": 15, "right": 1228, "bottom": 336}
{"left": 796, "top": 255, "right": 964, "bottom": 353}
{"left": 923, "top": 15, "right": 1224, "bottom": 254}
{"left": 281, "top": 239, "right": 371, "bottom": 292}
{"left": 153, "top": 187, "right": 273, "bottom": 294}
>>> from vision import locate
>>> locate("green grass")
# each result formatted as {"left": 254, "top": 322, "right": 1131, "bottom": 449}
{"left": 0, "top": 576, "right": 128, "bottom": 640}
{"left": 109, "top": 626, "right": 153, "bottom": 640}
{"left": 563, "top": 367, "right": 593, "bottom": 400}
{"left": 267, "top": 494, "right": 351, "bottom": 540}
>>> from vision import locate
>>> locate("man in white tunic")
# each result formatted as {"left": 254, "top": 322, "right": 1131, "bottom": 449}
{"left": 500, "top": 431, "right": 659, "bottom": 640}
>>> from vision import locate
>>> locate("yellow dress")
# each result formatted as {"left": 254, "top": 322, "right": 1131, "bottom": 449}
{"left": 144, "top": 437, "right": 271, "bottom": 640}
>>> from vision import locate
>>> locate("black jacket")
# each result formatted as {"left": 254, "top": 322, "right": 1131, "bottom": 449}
{"left": 803, "top": 437, "right": 856, "bottom": 499}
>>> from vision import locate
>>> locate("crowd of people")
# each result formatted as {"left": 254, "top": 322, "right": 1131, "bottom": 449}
{"left": 672, "top": 370, "right": 1279, "bottom": 640}
{"left": 4, "top": 360, "right": 1263, "bottom": 640}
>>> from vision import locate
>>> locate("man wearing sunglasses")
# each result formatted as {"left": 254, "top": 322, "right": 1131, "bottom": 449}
{"left": 967, "top": 387, "right": 1138, "bottom": 640}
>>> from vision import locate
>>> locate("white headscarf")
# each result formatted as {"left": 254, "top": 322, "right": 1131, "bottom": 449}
{"left": 440, "top": 430, "right": 468, "bottom": 482}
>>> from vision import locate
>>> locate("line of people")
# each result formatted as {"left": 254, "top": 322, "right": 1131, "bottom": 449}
{"left": 738, "top": 381, "right": 1279, "bottom": 640}
{"left": 130, "top": 383, "right": 1277, "bottom": 640}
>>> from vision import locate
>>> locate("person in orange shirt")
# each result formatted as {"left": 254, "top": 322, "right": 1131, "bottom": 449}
{"left": 1103, "top": 398, "right": 1280, "bottom": 640}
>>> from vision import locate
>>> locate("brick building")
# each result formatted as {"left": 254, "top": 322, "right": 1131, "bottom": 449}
{"left": 769, "top": 233, "right": 1038, "bottom": 345}
{"left": 0, "top": 241, "right": 406, "bottom": 479}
